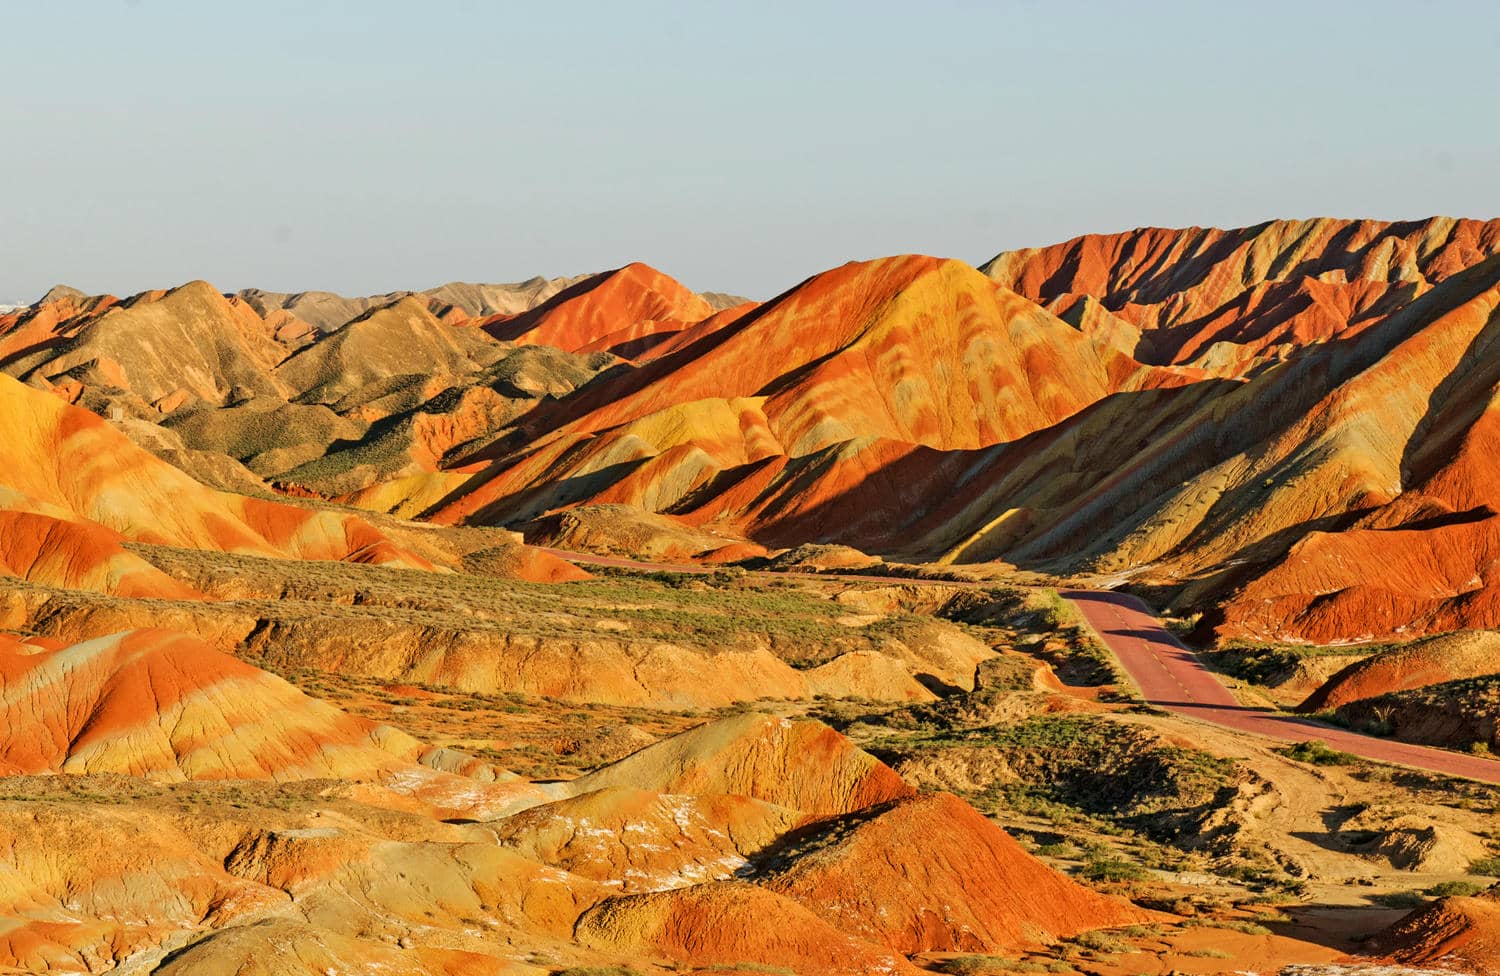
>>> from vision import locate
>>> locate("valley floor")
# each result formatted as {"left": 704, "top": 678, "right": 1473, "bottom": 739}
{"left": 2, "top": 539, "right": 1497, "bottom": 975}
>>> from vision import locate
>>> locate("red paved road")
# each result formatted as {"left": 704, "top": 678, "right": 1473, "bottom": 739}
{"left": 1063, "top": 589, "right": 1500, "bottom": 786}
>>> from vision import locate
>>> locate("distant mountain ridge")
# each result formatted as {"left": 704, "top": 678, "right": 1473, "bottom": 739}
{"left": 7, "top": 219, "right": 1500, "bottom": 644}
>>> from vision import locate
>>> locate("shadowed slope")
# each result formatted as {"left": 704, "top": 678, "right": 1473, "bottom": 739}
{"left": 985, "top": 217, "right": 1500, "bottom": 368}
{"left": 427, "top": 255, "right": 1190, "bottom": 529}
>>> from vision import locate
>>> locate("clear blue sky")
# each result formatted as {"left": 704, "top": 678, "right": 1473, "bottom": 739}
{"left": 3, "top": 0, "right": 1497, "bottom": 303}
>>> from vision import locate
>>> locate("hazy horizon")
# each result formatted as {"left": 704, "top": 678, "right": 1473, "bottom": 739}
{"left": 4, "top": 0, "right": 1497, "bottom": 303}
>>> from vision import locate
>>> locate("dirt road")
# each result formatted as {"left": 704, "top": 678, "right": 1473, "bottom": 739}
{"left": 1064, "top": 589, "right": 1500, "bottom": 786}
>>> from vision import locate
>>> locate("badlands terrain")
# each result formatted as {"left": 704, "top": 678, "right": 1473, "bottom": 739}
{"left": 5, "top": 217, "right": 1500, "bottom": 974}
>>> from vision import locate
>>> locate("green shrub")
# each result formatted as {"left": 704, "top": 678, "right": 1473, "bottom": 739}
{"left": 1373, "top": 891, "right": 1427, "bottom": 909}
{"left": 1079, "top": 858, "right": 1151, "bottom": 883}
{"left": 1184, "top": 918, "right": 1272, "bottom": 935}
{"left": 1036, "top": 842, "right": 1078, "bottom": 858}
{"left": 1425, "top": 880, "right": 1486, "bottom": 897}
{"left": 940, "top": 957, "right": 1044, "bottom": 975}
{"left": 1066, "top": 930, "right": 1127, "bottom": 953}
{"left": 1470, "top": 856, "right": 1500, "bottom": 877}
{"left": 1277, "top": 740, "right": 1356, "bottom": 766}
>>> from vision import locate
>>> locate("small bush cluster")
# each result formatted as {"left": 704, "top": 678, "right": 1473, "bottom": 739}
{"left": 1425, "top": 880, "right": 1486, "bottom": 897}
{"left": 1078, "top": 858, "right": 1151, "bottom": 883}
{"left": 1468, "top": 855, "right": 1500, "bottom": 877}
{"left": 1277, "top": 740, "right": 1357, "bottom": 766}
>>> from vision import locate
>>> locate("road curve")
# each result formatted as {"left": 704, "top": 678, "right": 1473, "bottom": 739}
{"left": 536, "top": 547, "right": 1500, "bottom": 785}
{"left": 1063, "top": 589, "right": 1500, "bottom": 786}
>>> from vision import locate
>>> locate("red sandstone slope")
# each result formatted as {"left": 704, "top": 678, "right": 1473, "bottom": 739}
{"left": 0, "top": 289, "right": 121, "bottom": 362}
{"left": 0, "top": 372, "right": 433, "bottom": 571}
{"left": 1366, "top": 886, "right": 1500, "bottom": 971}
{"left": 547, "top": 715, "right": 1146, "bottom": 976}
{"left": 1300, "top": 631, "right": 1500, "bottom": 711}
{"left": 0, "top": 628, "right": 447, "bottom": 780}
{"left": 546, "top": 255, "right": 1181, "bottom": 448}
{"left": 0, "top": 510, "right": 202, "bottom": 600}
{"left": 19, "top": 228, "right": 1500, "bottom": 644}
{"left": 575, "top": 881, "right": 923, "bottom": 975}
{"left": 849, "top": 249, "right": 1500, "bottom": 643}
{"left": 985, "top": 217, "right": 1500, "bottom": 368}
{"left": 423, "top": 255, "right": 1193, "bottom": 529}
{"left": 765, "top": 791, "right": 1152, "bottom": 953}
{"left": 1205, "top": 254, "right": 1500, "bottom": 640}
{"left": 482, "top": 261, "right": 719, "bottom": 356}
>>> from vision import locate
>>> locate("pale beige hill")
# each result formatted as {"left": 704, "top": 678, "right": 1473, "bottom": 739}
{"left": 478, "top": 342, "right": 619, "bottom": 398}
{"left": 522, "top": 503, "right": 755, "bottom": 561}
{"left": 34, "top": 283, "right": 88, "bottom": 305}
{"left": 237, "top": 286, "right": 407, "bottom": 333}
{"left": 272, "top": 296, "right": 504, "bottom": 404}
{"left": 700, "top": 289, "right": 754, "bottom": 311}
{"left": 240, "top": 274, "right": 591, "bottom": 332}
{"left": 275, "top": 345, "right": 618, "bottom": 497}
{"left": 110, "top": 414, "right": 276, "bottom": 495}
{"left": 6, "top": 280, "right": 289, "bottom": 405}
{"left": 423, "top": 274, "right": 591, "bottom": 317}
